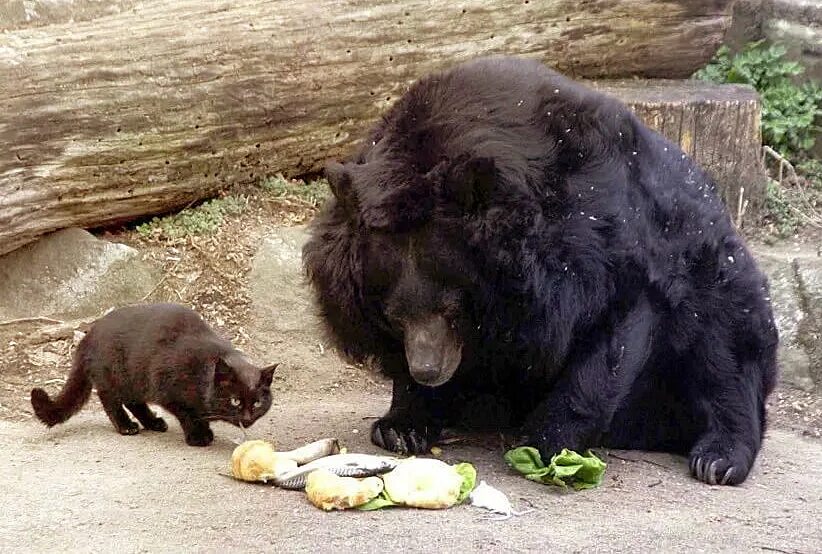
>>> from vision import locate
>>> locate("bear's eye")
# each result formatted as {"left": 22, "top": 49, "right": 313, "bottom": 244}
{"left": 253, "top": 400, "right": 263, "bottom": 409}
{"left": 230, "top": 397, "right": 241, "bottom": 407}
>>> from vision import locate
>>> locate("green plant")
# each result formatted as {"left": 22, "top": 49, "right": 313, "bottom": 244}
{"left": 694, "top": 41, "right": 822, "bottom": 158}
{"left": 259, "top": 173, "right": 330, "bottom": 207}
{"left": 797, "top": 159, "right": 822, "bottom": 189}
{"left": 764, "top": 178, "right": 800, "bottom": 237}
{"left": 136, "top": 195, "right": 248, "bottom": 239}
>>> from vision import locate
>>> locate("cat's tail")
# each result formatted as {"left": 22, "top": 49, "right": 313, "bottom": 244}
{"left": 30, "top": 341, "right": 93, "bottom": 427}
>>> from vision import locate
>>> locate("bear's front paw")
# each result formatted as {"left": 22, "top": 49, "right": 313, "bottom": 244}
{"left": 521, "top": 420, "right": 596, "bottom": 463}
{"left": 532, "top": 431, "right": 580, "bottom": 462}
{"left": 689, "top": 433, "right": 754, "bottom": 486}
{"left": 370, "top": 414, "right": 441, "bottom": 455}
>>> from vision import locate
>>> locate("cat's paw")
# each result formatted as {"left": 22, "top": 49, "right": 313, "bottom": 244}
{"left": 370, "top": 413, "right": 440, "bottom": 455}
{"left": 144, "top": 417, "right": 168, "bottom": 432}
{"left": 118, "top": 422, "right": 140, "bottom": 436}
{"left": 185, "top": 427, "right": 214, "bottom": 447}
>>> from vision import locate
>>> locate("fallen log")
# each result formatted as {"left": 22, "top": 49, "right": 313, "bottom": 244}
{"left": 0, "top": 0, "right": 736, "bottom": 255}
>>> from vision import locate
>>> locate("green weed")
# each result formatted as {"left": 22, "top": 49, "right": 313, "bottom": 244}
{"left": 136, "top": 195, "right": 248, "bottom": 239}
{"left": 694, "top": 41, "right": 822, "bottom": 159}
{"left": 259, "top": 173, "right": 330, "bottom": 207}
{"left": 764, "top": 179, "right": 800, "bottom": 238}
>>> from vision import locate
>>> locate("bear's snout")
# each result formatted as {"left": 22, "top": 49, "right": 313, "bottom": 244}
{"left": 403, "top": 315, "right": 463, "bottom": 387}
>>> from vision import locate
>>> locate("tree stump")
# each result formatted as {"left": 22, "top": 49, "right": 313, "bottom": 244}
{"left": 594, "top": 80, "right": 766, "bottom": 220}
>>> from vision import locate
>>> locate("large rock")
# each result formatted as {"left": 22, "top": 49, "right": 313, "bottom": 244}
{"left": 794, "top": 254, "right": 822, "bottom": 387}
{"left": 726, "top": 0, "right": 822, "bottom": 82}
{"left": 248, "top": 226, "right": 319, "bottom": 338}
{"left": 764, "top": 0, "right": 822, "bottom": 82}
{"left": 723, "top": 0, "right": 766, "bottom": 53}
{"left": 755, "top": 245, "right": 822, "bottom": 392}
{"left": 763, "top": 8, "right": 822, "bottom": 158}
{"left": 248, "top": 227, "right": 357, "bottom": 393}
{"left": 0, "top": 228, "right": 159, "bottom": 321}
{"left": 726, "top": 0, "right": 822, "bottom": 157}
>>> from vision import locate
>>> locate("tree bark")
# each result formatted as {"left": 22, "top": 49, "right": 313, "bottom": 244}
{"left": 0, "top": 0, "right": 735, "bottom": 255}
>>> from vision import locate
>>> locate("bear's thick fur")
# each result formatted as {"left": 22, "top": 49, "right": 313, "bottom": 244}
{"left": 303, "top": 56, "right": 778, "bottom": 485}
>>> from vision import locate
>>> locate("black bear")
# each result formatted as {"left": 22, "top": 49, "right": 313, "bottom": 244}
{"left": 303, "top": 56, "right": 778, "bottom": 486}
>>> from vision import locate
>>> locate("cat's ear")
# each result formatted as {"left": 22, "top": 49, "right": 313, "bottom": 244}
{"left": 213, "top": 358, "right": 233, "bottom": 387}
{"left": 203, "top": 358, "right": 227, "bottom": 400}
{"left": 260, "top": 363, "right": 278, "bottom": 387}
{"left": 217, "top": 351, "right": 259, "bottom": 389}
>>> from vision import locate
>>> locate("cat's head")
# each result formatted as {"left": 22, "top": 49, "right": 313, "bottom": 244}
{"left": 209, "top": 351, "right": 277, "bottom": 428}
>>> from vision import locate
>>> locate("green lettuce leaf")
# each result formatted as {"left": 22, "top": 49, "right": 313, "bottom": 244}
{"left": 503, "top": 445, "right": 546, "bottom": 474}
{"left": 454, "top": 462, "right": 478, "bottom": 503}
{"left": 504, "top": 447, "right": 606, "bottom": 490}
{"left": 356, "top": 489, "right": 398, "bottom": 511}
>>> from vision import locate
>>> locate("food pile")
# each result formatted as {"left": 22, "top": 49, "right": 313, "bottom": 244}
{"left": 305, "top": 458, "right": 475, "bottom": 512}
{"left": 227, "top": 437, "right": 607, "bottom": 515}
{"left": 228, "top": 437, "right": 477, "bottom": 511}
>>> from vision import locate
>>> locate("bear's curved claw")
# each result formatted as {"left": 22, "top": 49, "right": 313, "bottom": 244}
{"left": 370, "top": 416, "right": 438, "bottom": 455}
{"left": 690, "top": 455, "right": 740, "bottom": 486}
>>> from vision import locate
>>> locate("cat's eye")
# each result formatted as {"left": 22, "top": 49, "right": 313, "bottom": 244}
{"left": 229, "top": 397, "right": 241, "bottom": 407}
{"left": 253, "top": 400, "right": 262, "bottom": 408}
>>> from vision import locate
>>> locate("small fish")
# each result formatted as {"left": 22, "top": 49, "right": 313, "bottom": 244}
{"left": 279, "top": 438, "right": 340, "bottom": 465}
{"left": 469, "top": 480, "right": 534, "bottom": 521}
{"left": 274, "top": 453, "right": 400, "bottom": 490}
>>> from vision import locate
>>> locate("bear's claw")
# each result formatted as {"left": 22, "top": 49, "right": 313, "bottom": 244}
{"left": 370, "top": 416, "right": 438, "bottom": 455}
{"left": 690, "top": 455, "right": 738, "bottom": 485}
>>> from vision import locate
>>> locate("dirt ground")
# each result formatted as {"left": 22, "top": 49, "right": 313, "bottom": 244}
{"left": 1, "top": 188, "right": 821, "bottom": 553}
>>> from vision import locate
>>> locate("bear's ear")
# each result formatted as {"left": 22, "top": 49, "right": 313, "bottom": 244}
{"left": 338, "top": 159, "right": 433, "bottom": 231}
{"left": 439, "top": 154, "right": 497, "bottom": 212}
{"left": 325, "top": 160, "right": 358, "bottom": 215}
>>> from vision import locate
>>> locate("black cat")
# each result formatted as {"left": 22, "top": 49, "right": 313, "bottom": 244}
{"left": 31, "top": 303, "right": 277, "bottom": 446}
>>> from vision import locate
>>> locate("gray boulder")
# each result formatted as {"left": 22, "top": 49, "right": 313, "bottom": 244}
{"left": 248, "top": 226, "right": 320, "bottom": 338}
{"left": 764, "top": 1, "right": 822, "bottom": 82}
{"left": 0, "top": 228, "right": 159, "bottom": 321}
{"left": 793, "top": 254, "right": 822, "bottom": 387}
{"left": 756, "top": 245, "right": 822, "bottom": 392}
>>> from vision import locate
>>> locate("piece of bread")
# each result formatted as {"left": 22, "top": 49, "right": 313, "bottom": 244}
{"left": 305, "top": 469, "right": 385, "bottom": 511}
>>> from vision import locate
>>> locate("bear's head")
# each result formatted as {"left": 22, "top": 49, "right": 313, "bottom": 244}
{"left": 317, "top": 153, "right": 502, "bottom": 387}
